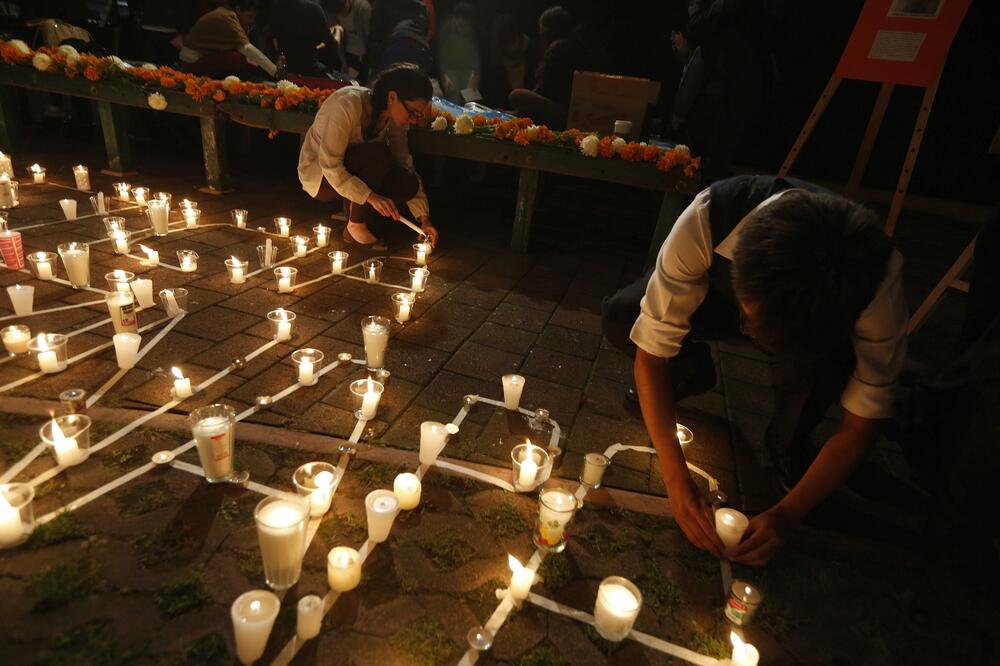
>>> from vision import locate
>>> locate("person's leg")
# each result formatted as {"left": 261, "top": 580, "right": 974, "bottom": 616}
{"left": 341, "top": 142, "right": 401, "bottom": 244}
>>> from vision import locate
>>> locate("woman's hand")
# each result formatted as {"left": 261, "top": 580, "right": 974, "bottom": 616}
{"left": 669, "top": 476, "right": 724, "bottom": 558}
{"left": 366, "top": 192, "right": 399, "bottom": 220}
{"left": 419, "top": 216, "right": 439, "bottom": 247}
{"left": 729, "top": 507, "right": 796, "bottom": 566}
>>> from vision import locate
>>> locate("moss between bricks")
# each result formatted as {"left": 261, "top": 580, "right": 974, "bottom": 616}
{"left": 130, "top": 524, "right": 197, "bottom": 567}
{"left": 35, "top": 617, "right": 121, "bottom": 666}
{"left": 463, "top": 577, "right": 507, "bottom": 623}
{"left": 515, "top": 644, "right": 568, "bottom": 666}
{"left": 114, "top": 480, "right": 174, "bottom": 518}
{"left": 478, "top": 502, "right": 529, "bottom": 538}
{"left": 576, "top": 523, "right": 633, "bottom": 557}
{"left": 354, "top": 461, "right": 403, "bottom": 488}
{"left": 687, "top": 631, "right": 730, "bottom": 659}
{"left": 537, "top": 552, "right": 573, "bottom": 590}
{"left": 390, "top": 616, "right": 456, "bottom": 666}
{"left": 154, "top": 571, "right": 211, "bottom": 618}
{"left": 103, "top": 443, "right": 149, "bottom": 473}
{"left": 418, "top": 529, "right": 475, "bottom": 571}
{"left": 158, "top": 632, "right": 229, "bottom": 666}
{"left": 28, "top": 558, "right": 104, "bottom": 613}
{"left": 584, "top": 624, "right": 626, "bottom": 656}
{"left": 0, "top": 437, "right": 37, "bottom": 467}
{"left": 638, "top": 560, "right": 684, "bottom": 615}
{"left": 318, "top": 511, "right": 367, "bottom": 545}
{"left": 28, "top": 511, "right": 84, "bottom": 548}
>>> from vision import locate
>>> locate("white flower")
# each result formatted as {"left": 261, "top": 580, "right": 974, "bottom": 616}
{"left": 142, "top": 62, "right": 158, "bottom": 70}
{"left": 526, "top": 124, "right": 540, "bottom": 140}
{"left": 223, "top": 75, "right": 241, "bottom": 91}
{"left": 276, "top": 79, "right": 299, "bottom": 93}
{"left": 109, "top": 55, "right": 130, "bottom": 69}
{"left": 147, "top": 92, "right": 168, "bottom": 111}
{"left": 57, "top": 44, "right": 79, "bottom": 67}
{"left": 431, "top": 116, "right": 448, "bottom": 131}
{"left": 454, "top": 113, "right": 474, "bottom": 135}
{"left": 580, "top": 134, "right": 600, "bottom": 157}
{"left": 673, "top": 144, "right": 692, "bottom": 159}
{"left": 8, "top": 40, "right": 30, "bottom": 55}
{"left": 32, "top": 53, "right": 52, "bottom": 72}
{"left": 612, "top": 137, "right": 626, "bottom": 155}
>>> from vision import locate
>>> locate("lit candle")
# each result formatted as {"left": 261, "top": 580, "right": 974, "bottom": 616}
{"left": 183, "top": 207, "right": 199, "bottom": 227}
{"left": 501, "top": 374, "right": 525, "bottom": 410}
{"left": 306, "top": 470, "right": 335, "bottom": 515}
{"left": 393, "top": 472, "right": 421, "bottom": 510}
{"left": 0, "top": 152, "right": 12, "bottom": 179}
{"left": 414, "top": 242, "right": 430, "bottom": 266}
{"left": 364, "top": 489, "right": 399, "bottom": 543}
{"left": 139, "top": 244, "right": 159, "bottom": 266}
{"left": 273, "top": 309, "right": 292, "bottom": 341}
{"left": 292, "top": 236, "right": 308, "bottom": 258}
{"left": 161, "top": 289, "right": 180, "bottom": 316}
{"left": 106, "top": 289, "right": 138, "bottom": 334}
{"left": 296, "top": 595, "right": 323, "bottom": 641}
{"left": 59, "top": 198, "right": 77, "bottom": 220}
{"left": 6, "top": 284, "right": 33, "bottom": 316}
{"left": 191, "top": 408, "right": 235, "bottom": 481}
{"left": 33, "top": 253, "right": 53, "bottom": 280}
{"left": 228, "top": 257, "right": 246, "bottom": 284}
{"left": 29, "top": 164, "right": 44, "bottom": 184}
{"left": 535, "top": 488, "right": 576, "bottom": 548}
{"left": 277, "top": 269, "right": 293, "bottom": 293}
{"left": 171, "top": 366, "right": 193, "bottom": 399}
{"left": 725, "top": 580, "right": 763, "bottom": 627}
{"left": 131, "top": 279, "right": 154, "bottom": 309}
{"left": 298, "top": 357, "right": 314, "bottom": 385}
{"left": 361, "top": 317, "right": 388, "bottom": 369}
{"left": 34, "top": 334, "right": 60, "bottom": 373}
{"left": 327, "top": 546, "right": 361, "bottom": 592}
{"left": 314, "top": 225, "right": 330, "bottom": 247}
{"left": 508, "top": 554, "right": 534, "bottom": 603}
{"left": 72, "top": 164, "right": 90, "bottom": 190}
{"left": 263, "top": 238, "right": 273, "bottom": 267}
{"left": 49, "top": 418, "right": 85, "bottom": 466}
{"left": 730, "top": 632, "right": 760, "bottom": 666}
{"left": 111, "top": 230, "right": 129, "bottom": 254}
{"left": 0, "top": 493, "right": 24, "bottom": 546}
{"left": 232, "top": 208, "right": 248, "bottom": 228}
{"left": 275, "top": 217, "right": 291, "bottom": 237}
{"left": 410, "top": 267, "right": 428, "bottom": 292}
{"left": 113, "top": 332, "right": 141, "bottom": 369}
{"left": 178, "top": 251, "right": 198, "bottom": 272}
{"left": 329, "top": 251, "right": 346, "bottom": 274}
{"left": 230, "top": 590, "right": 281, "bottom": 665}
{"left": 114, "top": 182, "right": 130, "bottom": 201}
{"left": 418, "top": 421, "right": 449, "bottom": 466}
{"left": 255, "top": 496, "right": 310, "bottom": 590}
{"left": 517, "top": 451, "right": 538, "bottom": 491}
{"left": 132, "top": 187, "right": 148, "bottom": 205}
{"left": 1, "top": 325, "right": 30, "bottom": 354}
{"left": 147, "top": 200, "right": 169, "bottom": 235}
{"left": 0, "top": 174, "right": 13, "bottom": 208}
{"left": 368, "top": 264, "right": 376, "bottom": 282}
{"left": 594, "top": 577, "right": 642, "bottom": 641}
{"left": 715, "top": 508, "right": 749, "bottom": 555}
{"left": 360, "top": 377, "right": 380, "bottom": 420}
{"left": 392, "top": 292, "right": 412, "bottom": 323}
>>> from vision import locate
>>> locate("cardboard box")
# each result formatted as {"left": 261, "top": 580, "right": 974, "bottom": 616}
{"left": 566, "top": 71, "right": 660, "bottom": 139}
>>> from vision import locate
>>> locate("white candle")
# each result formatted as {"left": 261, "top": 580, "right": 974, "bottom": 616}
{"left": 30, "top": 164, "right": 44, "bottom": 184}
{"left": 231, "top": 590, "right": 280, "bottom": 665}
{"left": 276, "top": 218, "right": 290, "bottom": 237}
{"left": 50, "top": 418, "right": 85, "bottom": 466}
{"left": 296, "top": 595, "right": 323, "bottom": 641}
{"left": 508, "top": 554, "right": 534, "bottom": 602}
{"left": 715, "top": 508, "right": 749, "bottom": 554}
{"left": 307, "top": 470, "right": 335, "bottom": 515}
{"left": 293, "top": 236, "right": 307, "bottom": 257}
{"left": 298, "top": 358, "right": 314, "bottom": 385}
{"left": 2, "top": 325, "right": 30, "bottom": 354}
{"left": 365, "top": 489, "right": 399, "bottom": 543}
{"left": 730, "top": 632, "right": 760, "bottom": 666}
{"left": 0, "top": 153, "right": 11, "bottom": 179}
{"left": 139, "top": 244, "right": 159, "bottom": 266}
{"left": 410, "top": 268, "right": 426, "bottom": 291}
{"left": 161, "top": 289, "right": 180, "bottom": 316}
{"left": 114, "top": 182, "right": 130, "bottom": 201}
{"left": 179, "top": 253, "right": 197, "bottom": 272}
{"left": 517, "top": 455, "right": 538, "bottom": 491}
{"left": 171, "top": 366, "right": 193, "bottom": 399}
{"left": 537, "top": 488, "right": 575, "bottom": 546}
{"left": 330, "top": 252, "right": 345, "bottom": 274}
{"left": 264, "top": 238, "right": 273, "bottom": 267}
{"left": 276, "top": 319, "right": 292, "bottom": 341}
{"left": 360, "top": 377, "right": 380, "bottom": 419}
{"left": 362, "top": 319, "right": 388, "bottom": 368}
{"left": 418, "top": 421, "right": 449, "bottom": 466}
{"left": 232, "top": 209, "right": 247, "bottom": 228}
{"left": 393, "top": 472, "right": 421, "bottom": 510}
{"left": 0, "top": 174, "right": 12, "bottom": 208}
{"left": 112, "top": 230, "right": 128, "bottom": 254}
{"left": 59, "top": 198, "right": 77, "bottom": 220}
{"left": 314, "top": 225, "right": 329, "bottom": 247}
{"left": 147, "top": 200, "right": 169, "bottom": 235}
{"left": 0, "top": 494, "right": 24, "bottom": 546}
{"left": 131, "top": 279, "right": 154, "bottom": 309}
{"left": 6, "top": 284, "right": 33, "bottom": 316}
{"left": 132, "top": 187, "right": 148, "bottom": 205}
{"left": 113, "top": 332, "right": 141, "bottom": 369}
{"left": 34, "top": 335, "right": 61, "bottom": 373}
{"left": 183, "top": 208, "right": 199, "bottom": 227}
{"left": 327, "top": 546, "right": 361, "bottom": 592}
{"left": 72, "top": 164, "right": 90, "bottom": 190}
{"left": 502, "top": 374, "right": 525, "bottom": 410}
{"left": 35, "top": 255, "right": 53, "bottom": 280}
{"left": 192, "top": 414, "right": 234, "bottom": 480}
{"left": 368, "top": 265, "right": 376, "bottom": 282}
{"left": 594, "top": 579, "right": 642, "bottom": 641}
{"left": 582, "top": 452, "right": 609, "bottom": 487}
{"left": 107, "top": 290, "right": 138, "bottom": 334}
{"left": 256, "top": 497, "right": 309, "bottom": 590}
{"left": 229, "top": 257, "right": 245, "bottom": 284}
{"left": 414, "top": 242, "right": 430, "bottom": 266}
{"left": 278, "top": 275, "right": 292, "bottom": 293}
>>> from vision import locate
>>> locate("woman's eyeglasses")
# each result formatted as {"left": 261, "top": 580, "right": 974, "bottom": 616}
{"left": 400, "top": 100, "right": 425, "bottom": 121}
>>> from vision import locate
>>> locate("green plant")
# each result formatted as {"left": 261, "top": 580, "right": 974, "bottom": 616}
{"left": 28, "top": 512, "right": 84, "bottom": 548}
{"left": 103, "top": 443, "right": 149, "bottom": 472}
{"left": 638, "top": 560, "right": 683, "bottom": 615}
{"left": 154, "top": 571, "right": 210, "bottom": 618}
{"left": 515, "top": 644, "right": 567, "bottom": 666}
{"left": 390, "top": 617, "right": 455, "bottom": 666}
{"left": 27, "top": 559, "right": 103, "bottom": 612}
{"left": 537, "top": 553, "right": 573, "bottom": 590}
{"left": 688, "top": 631, "right": 729, "bottom": 659}
{"left": 418, "top": 529, "right": 475, "bottom": 571}
{"left": 576, "top": 523, "right": 632, "bottom": 557}
{"left": 114, "top": 480, "right": 174, "bottom": 518}
{"left": 35, "top": 618, "right": 120, "bottom": 665}
{"left": 478, "top": 502, "right": 529, "bottom": 539}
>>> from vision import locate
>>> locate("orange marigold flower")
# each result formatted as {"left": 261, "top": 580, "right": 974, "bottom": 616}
{"left": 274, "top": 98, "right": 286, "bottom": 111}
{"left": 535, "top": 126, "right": 556, "bottom": 144}
{"left": 160, "top": 76, "right": 176, "bottom": 88}
{"left": 598, "top": 136, "right": 615, "bottom": 158}
{"left": 621, "top": 142, "right": 644, "bottom": 162}
{"left": 642, "top": 145, "right": 661, "bottom": 163}
{"left": 683, "top": 156, "right": 702, "bottom": 178}
{"left": 260, "top": 98, "right": 272, "bottom": 108}
{"left": 513, "top": 129, "right": 530, "bottom": 145}
{"left": 84, "top": 65, "right": 100, "bottom": 81}
{"left": 212, "top": 90, "right": 225, "bottom": 102}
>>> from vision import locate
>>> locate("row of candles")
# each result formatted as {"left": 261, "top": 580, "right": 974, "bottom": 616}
{"left": 0, "top": 161, "right": 92, "bottom": 210}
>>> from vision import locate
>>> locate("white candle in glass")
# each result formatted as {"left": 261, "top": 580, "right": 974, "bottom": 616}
{"left": 114, "top": 182, "right": 130, "bottom": 201}
{"left": 307, "top": 470, "right": 335, "bottom": 515}
{"left": 171, "top": 366, "right": 193, "bottom": 399}
{"left": 393, "top": 472, "right": 421, "bottom": 510}
{"left": 113, "top": 332, "right": 141, "bottom": 369}
{"left": 594, "top": 578, "right": 642, "bottom": 641}
{"left": 360, "top": 377, "right": 380, "bottom": 419}
{"left": 581, "top": 452, "right": 609, "bottom": 487}
{"left": 183, "top": 208, "right": 199, "bottom": 227}
{"left": 29, "top": 164, "right": 44, "bottom": 184}
{"left": 34, "top": 334, "right": 60, "bottom": 373}
{"left": 517, "top": 455, "right": 538, "bottom": 490}
{"left": 0, "top": 153, "right": 11, "bottom": 179}
{"left": 229, "top": 257, "right": 246, "bottom": 284}
{"left": 415, "top": 243, "right": 428, "bottom": 266}
{"left": 256, "top": 497, "right": 309, "bottom": 590}
{"left": 296, "top": 595, "right": 323, "bottom": 641}
{"left": 232, "top": 209, "right": 247, "bottom": 228}
{"left": 297, "top": 357, "right": 314, "bottom": 385}
{"left": 111, "top": 230, "right": 129, "bottom": 254}
{"left": 327, "top": 546, "right": 361, "bottom": 592}
{"left": 508, "top": 554, "right": 534, "bottom": 602}
{"left": 72, "top": 165, "right": 90, "bottom": 190}
{"left": 365, "top": 490, "right": 399, "bottom": 543}
{"left": 131, "top": 279, "right": 154, "bottom": 309}
{"left": 191, "top": 413, "right": 234, "bottom": 480}
{"left": 537, "top": 488, "right": 575, "bottom": 546}
{"left": 293, "top": 236, "right": 308, "bottom": 257}
{"left": 501, "top": 374, "right": 525, "bottom": 410}
{"left": 139, "top": 244, "right": 159, "bottom": 266}
{"left": 277, "top": 272, "right": 292, "bottom": 293}
{"left": 0, "top": 174, "right": 12, "bottom": 207}
{"left": 398, "top": 299, "right": 411, "bottom": 322}
{"left": 730, "top": 632, "right": 760, "bottom": 666}
{"left": 0, "top": 494, "right": 23, "bottom": 546}
{"left": 715, "top": 508, "right": 749, "bottom": 554}
{"left": 132, "top": 187, "right": 148, "bottom": 205}
{"left": 231, "top": 590, "right": 280, "bottom": 665}
{"left": 314, "top": 225, "right": 329, "bottom": 247}
{"left": 106, "top": 290, "right": 138, "bottom": 334}
{"left": 276, "top": 217, "right": 291, "bottom": 237}
{"left": 362, "top": 318, "right": 388, "bottom": 368}
{"left": 273, "top": 309, "right": 292, "bottom": 341}
{"left": 34, "top": 254, "right": 53, "bottom": 280}
{"left": 6, "top": 284, "right": 33, "bottom": 316}
{"left": 418, "top": 421, "right": 449, "bottom": 466}
{"left": 147, "top": 200, "right": 169, "bottom": 235}
{"left": 329, "top": 251, "right": 346, "bottom": 274}
{"left": 179, "top": 252, "right": 197, "bottom": 272}
{"left": 59, "top": 198, "right": 77, "bottom": 220}
{"left": 50, "top": 418, "right": 85, "bottom": 466}
{"left": 161, "top": 289, "right": 180, "bottom": 316}
{"left": 410, "top": 268, "right": 427, "bottom": 291}
{"left": 2, "top": 325, "right": 30, "bottom": 354}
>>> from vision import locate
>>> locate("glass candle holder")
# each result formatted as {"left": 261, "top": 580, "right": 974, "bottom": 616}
{"left": 291, "top": 348, "right": 324, "bottom": 386}
{"left": 231, "top": 208, "right": 248, "bottom": 228}
{"left": 418, "top": 421, "right": 449, "bottom": 466}
{"left": 676, "top": 424, "right": 694, "bottom": 447}
{"left": 89, "top": 193, "right": 109, "bottom": 215}
{"left": 580, "top": 452, "right": 610, "bottom": 488}
{"left": 502, "top": 374, "right": 525, "bottom": 411}
{"left": 109, "top": 229, "right": 131, "bottom": 255}
{"left": 391, "top": 292, "right": 414, "bottom": 324}
{"left": 291, "top": 235, "right": 309, "bottom": 258}
{"left": 292, "top": 461, "right": 339, "bottom": 517}
{"left": 39, "top": 414, "right": 92, "bottom": 466}
{"left": 137, "top": 244, "right": 159, "bottom": 266}
{"left": 27, "top": 251, "right": 57, "bottom": 280}
{"left": 231, "top": 590, "right": 280, "bottom": 665}
{"left": 130, "top": 186, "right": 149, "bottom": 205}
{"left": 255, "top": 494, "right": 310, "bottom": 590}
{"left": 225, "top": 257, "right": 248, "bottom": 284}
{"left": 274, "top": 216, "right": 292, "bottom": 237}
{"left": 103, "top": 216, "right": 126, "bottom": 234}
{"left": 532, "top": 487, "right": 577, "bottom": 552}
{"left": 364, "top": 489, "right": 399, "bottom": 543}
{"left": 257, "top": 243, "right": 277, "bottom": 269}
{"left": 413, "top": 242, "right": 431, "bottom": 266}
{"left": 0, "top": 482, "right": 35, "bottom": 548}
{"left": 6, "top": 284, "right": 33, "bottom": 316}
{"left": 0, "top": 179, "right": 18, "bottom": 209}
{"left": 511, "top": 442, "right": 550, "bottom": 492}
{"left": 57, "top": 242, "right": 90, "bottom": 288}
{"left": 189, "top": 403, "right": 238, "bottom": 483}
{"left": 268, "top": 308, "right": 295, "bottom": 341}
{"left": 350, "top": 378, "right": 384, "bottom": 420}
{"left": 113, "top": 332, "right": 141, "bottom": 369}
{"left": 159, "top": 287, "right": 189, "bottom": 317}
{"left": 59, "top": 388, "right": 87, "bottom": 415}
{"left": 27, "top": 332, "right": 68, "bottom": 373}
{"left": 362, "top": 259, "right": 383, "bottom": 283}
{"left": 113, "top": 182, "right": 130, "bottom": 201}
{"left": 594, "top": 576, "right": 643, "bottom": 641}
{"left": 409, "top": 267, "right": 429, "bottom": 292}
{"left": 329, "top": 250, "right": 348, "bottom": 274}
{"left": 313, "top": 224, "right": 330, "bottom": 248}
{"left": 2, "top": 324, "right": 31, "bottom": 355}
{"left": 182, "top": 207, "right": 201, "bottom": 228}
{"left": 72, "top": 164, "right": 90, "bottom": 190}
{"left": 327, "top": 546, "right": 361, "bottom": 592}
{"left": 27, "top": 164, "right": 45, "bottom": 184}
{"left": 153, "top": 191, "right": 172, "bottom": 206}
{"left": 178, "top": 198, "right": 198, "bottom": 211}
{"left": 105, "top": 270, "right": 135, "bottom": 292}
{"left": 177, "top": 250, "right": 199, "bottom": 272}
{"left": 361, "top": 315, "right": 390, "bottom": 370}
{"left": 274, "top": 266, "right": 297, "bottom": 293}
{"left": 146, "top": 199, "right": 170, "bottom": 236}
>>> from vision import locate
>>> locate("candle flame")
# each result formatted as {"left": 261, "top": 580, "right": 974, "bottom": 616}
{"left": 508, "top": 554, "right": 523, "bottom": 573}
{"left": 30, "top": 163, "right": 41, "bottom": 173}
{"left": 730, "top": 632, "right": 744, "bottom": 649}
{"left": 250, "top": 600, "right": 261, "bottom": 613}
{"left": 314, "top": 470, "right": 334, "bottom": 488}
{"left": 35, "top": 252, "right": 46, "bottom": 260}
{"left": 138, "top": 244, "right": 154, "bottom": 255}
{"left": 50, "top": 416, "right": 67, "bottom": 441}
{"left": 171, "top": 366, "right": 184, "bottom": 380}
{"left": 36, "top": 334, "right": 49, "bottom": 352}
{"left": 365, "top": 376, "right": 375, "bottom": 392}
{"left": 113, "top": 269, "right": 126, "bottom": 279}
{"left": 230, "top": 256, "right": 240, "bottom": 264}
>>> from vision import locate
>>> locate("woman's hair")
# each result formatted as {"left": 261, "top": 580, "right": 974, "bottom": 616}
{"left": 367, "top": 62, "right": 433, "bottom": 135}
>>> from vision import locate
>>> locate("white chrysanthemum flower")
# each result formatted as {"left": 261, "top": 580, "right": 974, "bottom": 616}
{"left": 147, "top": 92, "right": 168, "bottom": 111}
{"left": 141, "top": 62, "right": 158, "bottom": 70}
{"left": 673, "top": 144, "right": 692, "bottom": 159}
{"left": 57, "top": 44, "right": 80, "bottom": 67}
{"left": 109, "top": 55, "right": 130, "bottom": 69}
{"left": 580, "top": 134, "right": 600, "bottom": 157}
{"left": 223, "top": 75, "right": 241, "bottom": 91}
{"left": 612, "top": 137, "right": 626, "bottom": 155}
{"left": 431, "top": 116, "right": 448, "bottom": 131}
{"left": 526, "top": 125, "right": 540, "bottom": 140}
{"left": 9, "top": 40, "right": 30, "bottom": 55}
{"left": 454, "top": 113, "right": 474, "bottom": 135}
{"left": 32, "top": 53, "right": 52, "bottom": 72}
{"left": 276, "top": 79, "right": 299, "bottom": 93}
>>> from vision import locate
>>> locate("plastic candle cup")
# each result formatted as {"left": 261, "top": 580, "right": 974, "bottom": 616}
{"left": 6, "top": 284, "right": 33, "bottom": 316}
{"left": 146, "top": 199, "right": 169, "bottom": 236}
{"left": 730, "top": 632, "right": 760, "bottom": 666}
{"left": 327, "top": 546, "right": 362, "bottom": 592}
{"left": 328, "top": 250, "right": 348, "bottom": 274}
{"left": 268, "top": 308, "right": 295, "bottom": 341}
{"left": 88, "top": 193, "right": 108, "bottom": 215}
{"left": 291, "top": 348, "right": 324, "bottom": 386}
{"left": 507, "top": 554, "right": 535, "bottom": 603}
{"left": 393, "top": 472, "right": 421, "bottom": 510}
{"left": 226, "top": 257, "right": 248, "bottom": 284}
{"left": 159, "top": 288, "right": 188, "bottom": 316}
{"left": 533, "top": 487, "right": 577, "bottom": 552}
{"left": 296, "top": 594, "right": 323, "bottom": 641}
{"left": 0, "top": 175, "right": 15, "bottom": 209}
{"left": 350, "top": 377, "right": 383, "bottom": 420}
{"left": 106, "top": 289, "right": 138, "bottom": 334}
{"left": 105, "top": 269, "right": 135, "bottom": 292}
{"left": 501, "top": 374, "right": 525, "bottom": 410}
{"left": 0, "top": 483, "right": 34, "bottom": 548}
{"left": 231, "top": 208, "right": 248, "bottom": 228}
{"left": 715, "top": 508, "right": 750, "bottom": 555}
{"left": 364, "top": 489, "right": 399, "bottom": 543}
{"left": 580, "top": 452, "right": 610, "bottom": 488}
{"left": 40, "top": 414, "right": 91, "bottom": 467}
{"left": 28, "top": 333, "right": 67, "bottom": 373}
{"left": 189, "top": 403, "right": 239, "bottom": 482}
{"left": 292, "top": 235, "right": 309, "bottom": 258}
{"left": 313, "top": 225, "right": 330, "bottom": 247}
{"left": 27, "top": 251, "right": 56, "bottom": 280}
{"left": 274, "top": 216, "right": 292, "bottom": 237}
{"left": 418, "top": 421, "right": 449, "bottom": 466}
{"left": 293, "top": 462, "right": 338, "bottom": 517}
{"left": 391, "top": 292, "right": 413, "bottom": 323}
{"left": 72, "top": 164, "right": 90, "bottom": 190}
{"left": 59, "top": 388, "right": 87, "bottom": 415}
{"left": 110, "top": 229, "right": 131, "bottom": 255}
{"left": 102, "top": 216, "right": 126, "bottom": 234}
{"left": 177, "top": 250, "right": 199, "bottom": 272}
{"left": 361, "top": 315, "right": 390, "bottom": 370}
{"left": 2, "top": 324, "right": 30, "bottom": 355}
{"left": 113, "top": 182, "right": 131, "bottom": 201}
{"left": 255, "top": 495, "right": 310, "bottom": 590}
{"left": 594, "top": 576, "right": 643, "bottom": 641}
{"left": 154, "top": 191, "right": 172, "bottom": 206}
{"left": 138, "top": 244, "right": 159, "bottom": 267}
{"left": 676, "top": 424, "right": 694, "bottom": 447}
{"left": 57, "top": 242, "right": 90, "bottom": 288}
{"left": 0, "top": 152, "right": 11, "bottom": 179}
{"left": 28, "top": 164, "right": 45, "bottom": 184}
{"left": 257, "top": 240, "right": 276, "bottom": 269}
{"left": 409, "top": 266, "right": 428, "bottom": 292}
{"left": 413, "top": 242, "right": 431, "bottom": 266}
{"left": 131, "top": 187, "right": 149, "bottom": 205}
{"left": 230, "top": 590, "right": 281, "bottom": 665}
{"left": 511, "top": 441, "right": 549, "bottom": 492}
{"left": 274, "top": 266, "right": 297, "bottom": 293}
{"left": 171, "top": 366, "right": 193, "bottom": 399}
{"left": 363, "top": 259, "right": 383, "bottom": 283}
{"left": 131, "top": 279, "right": 154, "bottom": 309}
{"left": 113, "top": 332, "right": 141, "bottom": 369}
{"left": 183, "top": 207, "right": 201, "bottom": 228}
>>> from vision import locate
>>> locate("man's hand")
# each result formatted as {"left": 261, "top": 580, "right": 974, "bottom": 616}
{"left": 669, "top": 476, "right": 725, "bottom": 558}
{"left": 366, "top": 192, "right": 399, "bottom": 220}
{"left": 729, "top": 507, "right": 795, "bottom": 566}
{"left": 419, "top": 216, "right": 439, "bottom": 247}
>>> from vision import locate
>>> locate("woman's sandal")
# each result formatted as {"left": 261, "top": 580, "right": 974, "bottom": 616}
{"left": 342, "top": 225, "right": 388, "bottom": 252}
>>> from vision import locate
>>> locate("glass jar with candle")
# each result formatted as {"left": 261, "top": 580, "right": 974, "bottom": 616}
{"left": 291, "top": 235, "right": 309, "bottom": 257}
{"left": 182, "top": 207, "right": 201, "bottom": 228}
{"left": 532, "top": 487, "right": 578, "bottom": 552}
{"left": 360, "top": 315, "right": 390, "bottom": 370}
{"left": 27, "top": 333, "right": 68, "bottom": 373}
{"left": 725, "top": 580, "right": 763, "bottom": 626}
{"left": 177, "top": 250, "right": 199, "bottom": 272}
{"left": 349, "top": 377, "right": 384, "bottom": 420}
{"left": 103, "top": 216, "right": 127, "bottom": 234}
{"left": 153, "top": 192, "right": 172, "bottom": 206}
{"left": 390, "top": 292, "right": 414, "bottom": 324}
{"left": 231, "top": 208, "right": 248, "bottom": 228}
{"left": 0, "top": 483, "right": 35, "bottom": 548}
{"left": 312, "top": 224, "right": 330, "bottom": 247}
{"left": 89, "top": 193, "right": 109, "bottom": 215}
{"left": 257, "top": 242, "right": 277, "bottom": 269}
{"left": 291, "top": 348, "right": 324, "bottom": 386}
{"left": 72, "top": 165, "right": 90, "bottom": 190}
{"left": 362, "top": 259, "right": 383, "bottom": 283}
{"left": 328, "top": 250, "right": 348, "bottom": 274}
{"left": 6, "top": 284, "right": 33, "bottom": 317}
{"left": 2, "top": 324, "right": 31, "bottom": 355}
{"left": 409, "top": 266, "right": 429, "bottom": 292}
{"left": 0, "top": 177, "right": 18, "bottom": 209}
{"left": 57, "top": 242, "right": 90, "bottom": 288}
{"left": 511, "top": 442, "right": 549, "bottom": 492}
{"left": 27, "top": 164, "right": 45, "bottom": 184}
{"left": 254, "top": 494, "right": 310, "bottom": 590}
{"left": 267, "top": 308, "right": 295, "bottom": 341}
{"left": 112, "top": 182, "right": 131, "bottom": 201}
{"left": 39, "top": 414, "right": 92, "bottom": 466}
{"left": 292, "top": 461, "right": 339, "bottom": 517}
{"left": 105, "top": 270, "right": 135, "bottom": 292}
{"left": 188, "top": 403, "right": 242, "bottom": 483}
{"left": 580, "top": 452, "right": 610, "bottom": 488}
{"left": 413, "top": 242, "right": 431, "bottom": 266}
{"left": 225, "top": 257, "right": 248, "bottom": 285}
{"left": 146, "top": 199, "right": 170, "bottom": 236}
{"left": 274, "top": 266, "right": 297, "bottom": 293}
{"left": 158, "top": 288, "right": 189, "bottom": 317}
{"left": 131, "top": 186, "right": 149, "bottom": 205}
{"left": 327, "top": 546, "right": 362, "bottom": 592}
{"left": 594, "top": 576, "right": 643, "bottom": 641}
{"left": 109, "top": 229, "right": 132, "bottom": 255}
{"left": 273, "top": 216, "right": 292, "bottom": 237}
{"left": 27, "top": 251, "right": 56, "bottom": 280}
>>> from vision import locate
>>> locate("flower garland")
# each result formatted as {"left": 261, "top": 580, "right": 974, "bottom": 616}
{"left": 429, "top": 109, "right": 700, "bottom": 178}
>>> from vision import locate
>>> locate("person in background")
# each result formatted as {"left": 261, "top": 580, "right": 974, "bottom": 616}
{"left": 298, "top": 62, "right": 439, "bottom": 251}
{"left": 480, "top": 13, "right": 536, "bottom": 110}
{"left": 435, "top": 2, "right": 480, "bottom": 104}
{"left": 366, "top": 0, "right": 432, "bottom": 77}
{"left": 180, "top": 0, "right": 277, "bottom": 79}
{"left": 270, "top": 0, "right": 344, "bottom": 76}
{"left": 333, "top": 0, "right": 373, "bottom": 79}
